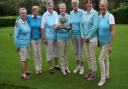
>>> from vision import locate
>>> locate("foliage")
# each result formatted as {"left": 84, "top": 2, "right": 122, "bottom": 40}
{"left": 111, "top": 2, "right": 128, "bottom": 24}
{"left": 0, "top": 16, "right": 17, "bottom": 27}
{"left": 0, "top": 0, "right": 128, "bottom": 24}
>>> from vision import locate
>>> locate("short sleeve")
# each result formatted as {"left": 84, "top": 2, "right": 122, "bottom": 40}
{"left": 109, "top": 14, "right": 115, "bottom": 24}
{"left": 41, "top": 15, "right": 46, "bottom": 29}
{"left": 55, "top": 13, "right": 59, "bottom": 25}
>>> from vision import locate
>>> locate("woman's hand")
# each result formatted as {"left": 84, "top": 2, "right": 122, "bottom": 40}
{"left": 108, "top": 43, "right": 112, "bottom": 53}
{"left": 42, "top": 38, "right": 47, "bottom": 45}
{"left": 15, "top": 20, "right": 19, "bottom": 27}
{"left": 83, "top": 38, "right": 89, "bottom": 43}
{"left": 16, "top": 48, "right": 20, "bottom": 52}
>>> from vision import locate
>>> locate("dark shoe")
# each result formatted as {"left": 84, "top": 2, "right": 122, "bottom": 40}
{"left": 26, "top": 71, "right": 32, "bottom": 75}
{"left": 85, "top": 73, "right": 91, "bottom": 79}
{"left": 87, "top": 74, "right": 96, "bottom": 81}
{"left": 49, "top": 68, "right": 55, "bottom": 74}
{"left": 106, "top": 76, "right": 110, "bottom": 80}
{"left": 54, "top": 66, "right": 61, "bottom": 70}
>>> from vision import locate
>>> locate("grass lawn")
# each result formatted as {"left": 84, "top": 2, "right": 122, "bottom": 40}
{"left": 0, "top": 25, "right": 128, "bottom": 89}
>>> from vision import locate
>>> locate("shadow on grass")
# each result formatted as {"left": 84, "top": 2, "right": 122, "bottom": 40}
{"left": 0, "top": 83, "right": 37, "bottom": 89}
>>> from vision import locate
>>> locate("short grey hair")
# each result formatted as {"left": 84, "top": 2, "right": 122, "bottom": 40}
{"left": 19, "top": 7, "right": 27, "bottom": 14}
{"left": 100, "top": 0, "right": 108, "bottom": 7}
{"left": 71, "top": 0, "right": 79, "bottom": 4}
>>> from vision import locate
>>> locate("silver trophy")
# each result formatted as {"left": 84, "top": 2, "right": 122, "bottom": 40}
{"left": 59, "top": 17, "right": 71, "bottom": 31}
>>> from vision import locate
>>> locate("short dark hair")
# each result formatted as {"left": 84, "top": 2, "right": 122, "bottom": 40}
{"left": 84, "top": 0, "right": 95, "bottom": 9}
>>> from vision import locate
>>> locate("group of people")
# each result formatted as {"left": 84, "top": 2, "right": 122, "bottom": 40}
{"left": 14, "top": 0, "right": 115, "bottom": 87}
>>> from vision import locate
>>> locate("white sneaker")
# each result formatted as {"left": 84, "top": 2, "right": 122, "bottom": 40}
{"left": 62, "top": 70, "right": 67, "bottom": 76}
{"left": 66, "top": 68, "right": 71, "bottom": 74}
{"left": 79, "top": 66, "right": 84, "bottom": 75}
{"left": 73, "top": 66, "right": 80, "bottom": 74}
{"left": 98, "top": 80, "right": 106, "bottom": 86}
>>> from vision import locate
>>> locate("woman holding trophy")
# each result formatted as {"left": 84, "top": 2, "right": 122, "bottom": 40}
{"left": 55, "top": 3, "right": 71, "bottom": 76}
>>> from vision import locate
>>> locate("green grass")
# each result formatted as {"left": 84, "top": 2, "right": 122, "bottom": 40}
{"left": 0, "top": 25, "right": 128, "bottom": 89}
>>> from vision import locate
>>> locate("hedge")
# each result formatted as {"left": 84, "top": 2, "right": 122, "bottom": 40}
{"left": 111, "top": 5, "right": 128, "bottom": 24}
{"left": 0, "top": 16, "right": 17, "bottom": 27}
{"left": 0, "top": 5, "right": 128, "bottom": 27}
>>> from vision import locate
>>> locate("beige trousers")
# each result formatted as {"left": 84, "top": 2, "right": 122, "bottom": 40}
{"left": 57, "top": 40, "right": 69, "bottom": 71}
{"left": 31, "top": 39, "right": 42, "bottom": 71}
{"left": 84, "top": 41, "right": 97, "bottom": 72}
{"left": 98, "top": 44, "right": 109, "bottom": 81}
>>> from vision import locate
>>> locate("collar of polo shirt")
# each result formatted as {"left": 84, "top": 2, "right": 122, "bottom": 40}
{"left": 101, "top": 11, "right": 109, "bottom": 18}
{"left": 73, "top": 8, "right": 80, "bottom": 13}
{"left": 19, "top": 18, "right": 27, "bottom": 23}
{"left": 86, "top": 8, "right": 94, "bottom": 14}
{"left": 47, "top": 10, "right": 55, "bottom": 15}
{"left": 32, "top": 15, "right": 39, "bottom": 18}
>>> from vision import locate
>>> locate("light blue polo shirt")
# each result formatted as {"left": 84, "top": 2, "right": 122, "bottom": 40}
{"left": 98, "top": 12, "right": 113, "bottom": 45}
{"left": 57, "top": 13, "right": 70, "bottom": 40}
{"left": 70, "top": 9, "right": 84, "bottom": 36}
{"left": 80, "top": 8, "right": 98, "bottom": 40}
{"left": 14, "top": 19, "right": 31, "bottom": 48}
{"left": 41, "top": 11, "right": 58, "bottom": 40}
{"left": 27, "top": 15, "right": 42, "bottom": 40}
{"left": 18, "top": 15, "right": 42, "bottom": 40}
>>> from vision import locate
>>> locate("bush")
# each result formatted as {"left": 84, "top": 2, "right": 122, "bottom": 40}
{"left": 0, "top": 16, "right": 17, "bottom": 27}
{"left": 111, "top": 3, "right": 128, "bottom": 24}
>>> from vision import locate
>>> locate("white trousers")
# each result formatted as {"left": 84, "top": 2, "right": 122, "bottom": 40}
{"left": 31, "top": 39, "right": 42, "bottom": 71}
{"left": 98, "top": 44, "right": 109, "bottom": 81}
{"left": 46, "top": 40, "right": 57, "bottom": 61}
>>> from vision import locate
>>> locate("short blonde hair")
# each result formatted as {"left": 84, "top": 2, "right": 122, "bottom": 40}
{"left": 32, "top": 6, "right": 40, "bottom": 11}
{"left": 19, "top": 7, "right": 27, "bottom": 14}
{"left": 59, "top": 3, "right": 66, "bottom": 9}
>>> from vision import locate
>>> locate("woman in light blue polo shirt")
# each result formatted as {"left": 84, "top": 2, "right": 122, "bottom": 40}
{"left": 70, "top": 0, "right": 84, "bottom": 75}
{"left": 28, "top": 6, "right": 42, "bottom": 75}
{"left": 16, "top": 6, "right": 42, "bottom": 75}
{"left": 41, "top": 1, "right": 59, "bottom": 73}
{"left": 80, "top": 0, "right": 98, "bottom": 80}
{"left": 14, "top": 8, "right": 31, "bottom": 80}
{"left": 56, "top": 3, "right": 71, "bottom": 76}
{"left": 98, "top": 0, "right": 115, "bottom": 86}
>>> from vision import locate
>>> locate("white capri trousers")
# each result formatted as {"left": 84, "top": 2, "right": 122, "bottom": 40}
{"left": 53, "top": 40, "right": 58, "bottom": 58}
{"left": 98, "top": 44, "right": 109, "bottom": 81}
{"left": 57, "top": 40, "right": 69, "bottom": 71}
{"left": 84, "top": 41, "right": 97, "bottom": 72}
{"left": 72, "top": 36, "right": 84, "bottom": 61}
{"left": 19, "top": 47, "right": 29, "bottom": 61}
{"left": 31, "top": 39, "right": 42, "bottom": 71}
{"left": 46, "top": 40, "right": 57, "bottom": 61}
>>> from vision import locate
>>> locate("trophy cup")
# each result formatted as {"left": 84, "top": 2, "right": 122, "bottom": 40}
{"left": 59, "top": 17, "right": 71, "bottom": 31}
{"left": 59, "top": 17, "right": 67, "bottom": 24}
